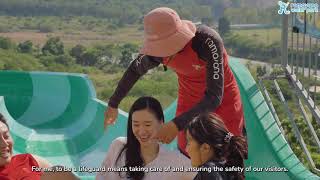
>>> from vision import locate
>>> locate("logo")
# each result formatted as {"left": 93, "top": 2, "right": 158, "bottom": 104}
{"left": 192, "top": 64, "right": 204, "bottom": 71}
{"left": 278, "top": 1, "right": 319, "bottom": 14}
{"left": 278, "top": 1, "right": 290, "bottom": 15}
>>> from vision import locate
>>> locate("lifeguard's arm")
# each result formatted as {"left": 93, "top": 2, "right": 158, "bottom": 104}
{"left": 108, "top": 55, "right": 162, "bottom": 108}
{"left": 172, "top": 26, "right": 224, "bottom": 130}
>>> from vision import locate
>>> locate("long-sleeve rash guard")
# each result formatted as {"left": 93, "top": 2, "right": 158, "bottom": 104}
{"left": 108, "top": 25, "right": 244, "bottom": 137}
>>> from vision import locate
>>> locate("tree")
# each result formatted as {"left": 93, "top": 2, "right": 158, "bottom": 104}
{"left": 211, "top": 0, "right": 227, "bottom": 20}
{"left": 201, "top": 17, "right": 214, "bottom": 26}
{"left": 192, "top": 5, "right": 211, "bottom": 20}
{"left": 118, "top": 6, "right": 140, "bottom": 25}
{"left": 256, "top": 65, "right": 266, "bottom": 77}
{"left": 80, "top": 49, "right": 100, "bottom": 66}
{"left": 0, "top": 24, "right": 10, "bottom": 33}
{"left": 39, "top": 55, "right": 56, "bottom": 67}
{"left": 42, "top": 37, "right": 64, "bottom": 55}
{"left": 218, "top": 17, "right": 230, "bottom": 37}
{"left": 54, "top": 54, "right": 75, "bottom": 66}
{"left": 38, "top": 22, "right": 55, "bottom": 33}
{"left": 231, "top": 0, "right": 241, "bottom": 8}
{"left": 119, "top": 43, "right": 139, "bottom": 68}
{"left": 245, "top": 61, "right": 252, "bottom": 70}
{"left": 0, "top": 37, "right": 15, "bottom": 50}
{"left": 70, "top": 44, "right": 86, "bottom": 64}
{"left": 18, "top": 40, "right": 33, "bottom": 53}
{"left": 263, "top": 65, "right": 267, "bottom": 75}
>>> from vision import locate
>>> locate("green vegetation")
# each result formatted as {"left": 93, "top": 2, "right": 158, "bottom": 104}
{"left": 0, "top": 0, "right": 282, "bottom": 34}
{"left": 224, "top": 6, "right": 280, "bottom": 25}
{"left": 232, "top": 28, "right": 281, "bottom": 46}
{"left": 224, "top": 32, "right": 281, "bottom": 64}
{"left": 0, "top": 37, "right": 16, "bottom": 49}
{"left": 0, "top": 35, "right": 177, "bottom": 111}
{"left": 248, "top": 65, "right": 320, "bottom": 175}
{"left": 0, "top": 0, "right": 213, "bottom": 27}
{"left": 0, "top": 49, "right": 44, "bottom": 71}
{"left": 216, "top": 16, "right": 282, "bottom": 64}
{"left": 224, "top": 28, "right": 319, "bottom": 67}
{"left": 218, "top": 17, "right": 230, "bottom": 36}
{"left": 0, "top": 16, "right": 120, "bottom": 33}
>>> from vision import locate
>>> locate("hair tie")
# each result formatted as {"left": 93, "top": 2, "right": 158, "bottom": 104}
{"left": 224, "top": 132, "right": 233, "bottom": 143}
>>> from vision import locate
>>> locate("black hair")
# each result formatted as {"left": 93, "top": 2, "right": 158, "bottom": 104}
{"left": 116, "top": 96, "right": 164, "bottom": 180}
{"left": 186, "top": 113, "right": 248, "bottom": 180}
{"left": 0, "top": 113, "right": 9, "bottom": 129}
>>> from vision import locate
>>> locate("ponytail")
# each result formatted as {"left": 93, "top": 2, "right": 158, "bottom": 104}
{"left": 186, "top": 113, "right": 248, "bottom": 180}
{"left": 225, "top": 136, "right": 248, "bottom": 180}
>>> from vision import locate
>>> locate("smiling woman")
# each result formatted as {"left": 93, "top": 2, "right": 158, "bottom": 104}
{"left": 97, "top": 96, "right": 196, "bottom": 180}
{"left": 0, "top": 113, "right": 79, "bottom": 180}
{"left": 0, "top": 113, "right": 50, "bottom": 179}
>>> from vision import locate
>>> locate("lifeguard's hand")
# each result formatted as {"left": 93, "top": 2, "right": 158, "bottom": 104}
{"left": 104, "top": 106, "right": 118, "bottom": 129}
{"left": 154, "top": 121, "right": 179, "bottom": 144}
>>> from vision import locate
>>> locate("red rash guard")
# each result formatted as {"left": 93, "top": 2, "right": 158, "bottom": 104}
{"left": 0, "top": 154, "right": 42, "bottom": 180}
{"left": 109, "top": 25, "right": 245, "bottom": 154}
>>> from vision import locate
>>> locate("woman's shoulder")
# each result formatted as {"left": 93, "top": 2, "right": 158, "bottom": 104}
{"left": 12, "top": 153, "right": 32, "bottom": 159}
{"left": 194, "top": 161, "right": 227, "bottom": 180}
{"left": 32, "top": 154, "right": 51, "bottom": 168}
{"left": 12, "top": 153, "right": 51, "bottom": 168}
{"left": 155, "top": 147, "right": 197, "bottom": 179}
{"left": 97, "top": 137, "right": 127, "bottom": 178}
{"left": 112, "top": 137, "right": 127, "bottom": 146}
{"left": 11, "top": 153, "right": 38, "bottom": 164}
{"left": 158, "top": 146, "right": 183, "bottom": 157}
{"left": 157, "top": 146, "right": 191, "bottom": 165}
{"left": 107, "top": 137, "right": 127, "bottom": 156}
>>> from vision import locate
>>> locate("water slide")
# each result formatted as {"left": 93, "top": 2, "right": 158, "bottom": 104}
{"left": 0, "top": 57, "right": 319, "bottom": 180}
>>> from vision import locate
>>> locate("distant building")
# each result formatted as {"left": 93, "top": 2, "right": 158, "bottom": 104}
{"left": 230, "top": 24, "right": 274, "bottom": 30}
{"left": 309, "top": 86, "right": 320, "bottom": 93}
{"left": 194, "top": 21, "right": 202, "bottom": 26}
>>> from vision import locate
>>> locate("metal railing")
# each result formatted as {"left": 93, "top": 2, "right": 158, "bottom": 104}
{"left": 259, "top": 0, "right": 320, "bottom": 174}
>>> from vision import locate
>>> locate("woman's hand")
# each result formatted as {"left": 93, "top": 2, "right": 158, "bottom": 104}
{"left": 104, "top": 106, "right": 119, "bottom": 129}
{"left": 154, "top": 121, "right": 179, "bottom": 144}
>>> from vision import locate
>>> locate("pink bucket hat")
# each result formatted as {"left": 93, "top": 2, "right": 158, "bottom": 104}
{"left": 139, "top": 7, "right": 196, "bottom": 57}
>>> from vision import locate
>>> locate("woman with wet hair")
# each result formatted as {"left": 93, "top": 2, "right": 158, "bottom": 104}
{"left": 185, "top": 113, "right": 247, "bottom": 180}
{"left": 97, "top": 96, "right": 196, "bottom": 180}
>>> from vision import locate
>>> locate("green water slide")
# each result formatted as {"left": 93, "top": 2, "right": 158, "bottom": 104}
{"left": 0, "top": 58, "right": 319, "bottom": 180}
